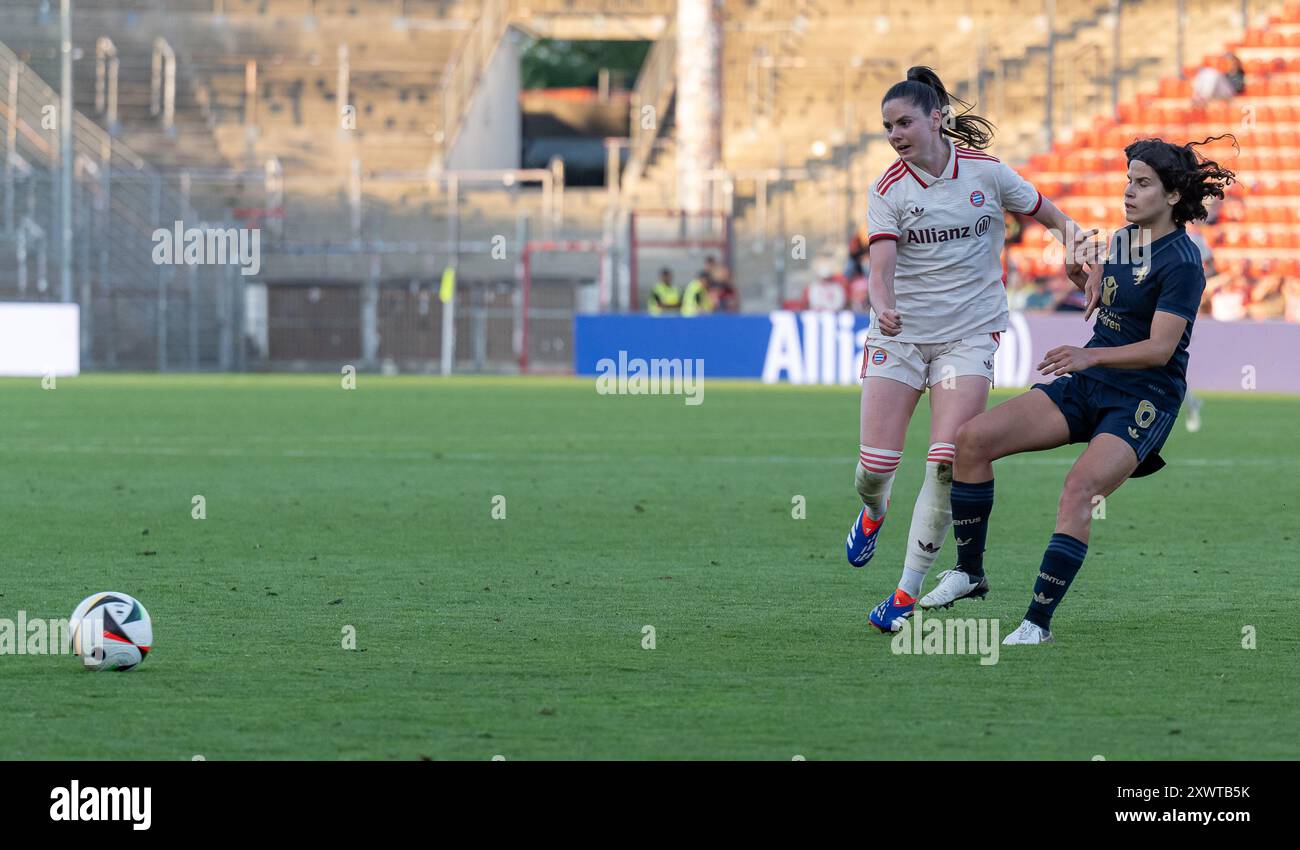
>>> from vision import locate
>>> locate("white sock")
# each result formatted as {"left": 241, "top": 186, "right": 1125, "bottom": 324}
{"left": 856, "top": 446, "right": 902, "bottom": 521}
{"left": 899, "top": 442, "right": 955, "bottom": 597}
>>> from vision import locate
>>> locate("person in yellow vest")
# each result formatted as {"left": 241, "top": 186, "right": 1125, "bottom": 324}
{"left": 681, "top": 269, "right": 714, "bottom": 317}
{"left": 649, "top": 267, "right": 682, "bottom": 316}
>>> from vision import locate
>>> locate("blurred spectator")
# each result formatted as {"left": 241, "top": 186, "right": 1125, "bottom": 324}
{"left": 1053, "top": 274, "right": 1087, "bottom": 312}
{"left": 1024, "top": 276, "right": 1057, "bottom": 310}
{"left": 807, "top": 263, "right": 848, "bottom": 311}
{"left": 1192, "top": 52, "right": 1245, "bottom": 106}
{"left": 848, "top": 272, "right": 869, "bottom": 313}
{"left": 1285, "top": 278, "right": 1300, "bottom": 322}
{"left": 846, "top": 224, "right": 869, "bottom": 280}
{"left": 1201, "top": 264, "right": 1235, "bottom": 315}
{"left": 1004, "top": 211, "right": 1025, "bottom": 246}
{"left": 1247, "top": 275, "right": 1285, "bottom": 320}
{"left": 648, "top": 267, "right": 681, "bottom": 316}
{"left": 1209, "top": 276, "right": 1250, "bottom": 321}
{"left": 1006, "top": 277, "right": 1030, "bottom": 311}
{"left": 845, "top": 225, "right": 870, "bottom": 312}
{"left": 1186, "top": 195, "right": 1220, "bottom": 276}
{"left": 1002, "top": 211, "right": 1025, "bottom": 292}
{"left": 681, "top": 269, "right": 712, "bottom": 317}
{"left": 708, "top": 262, "right": 739, "bottom": 312}
{"left": 1185, "top": 226, "right": 1215, "bottom": 276}
{"left": 702, "top": 255, "right": 718, "bottom": 287}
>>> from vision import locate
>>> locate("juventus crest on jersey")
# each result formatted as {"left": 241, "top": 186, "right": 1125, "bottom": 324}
{"left": 866, "top": 138, "right": 1043, "bottom": 343}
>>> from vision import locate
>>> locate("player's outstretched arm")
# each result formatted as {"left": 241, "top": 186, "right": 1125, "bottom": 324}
{"left": 1031, "top": 195, "right": 1103, "bottom": 288}
{"left": 867, "top": 238, "right": 902, "bottom": 335}
{"left": 1037, "top": 311, "right": 1188, "bottom": 376}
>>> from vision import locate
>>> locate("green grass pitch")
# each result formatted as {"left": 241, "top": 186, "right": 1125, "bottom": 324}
{"left": 0, "top": 374, "right": 1296, "bottom": 759}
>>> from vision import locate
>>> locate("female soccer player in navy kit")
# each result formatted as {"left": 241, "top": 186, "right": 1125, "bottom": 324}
{"left": 929, "top": 137, "right": 1235, "bottom": 644}
{"left": 846, "top": 66, "right": 1100, "bottom": 633}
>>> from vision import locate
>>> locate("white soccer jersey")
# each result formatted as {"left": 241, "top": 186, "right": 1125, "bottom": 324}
{"left": 866, "top": 138, "right": 1042, "bottom": 343}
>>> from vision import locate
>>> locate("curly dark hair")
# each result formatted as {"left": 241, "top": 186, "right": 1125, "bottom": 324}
{"left": 881, "top": 66, "right": 996, "bottom": 150}
{"left": 1124, "top": 136, "right": 1238, "bottom": 226}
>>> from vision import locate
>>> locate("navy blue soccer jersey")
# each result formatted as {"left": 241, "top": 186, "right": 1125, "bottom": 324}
{"left": 1079, "top": 226, "right": 1205, "bottom": 410}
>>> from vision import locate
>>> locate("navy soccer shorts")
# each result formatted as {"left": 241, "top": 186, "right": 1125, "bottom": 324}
{"left": 1032, "top": 372, "right": 1179, "bottom": 478}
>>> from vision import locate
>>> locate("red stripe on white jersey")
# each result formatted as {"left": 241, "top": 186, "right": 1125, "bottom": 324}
{"left": 956, "top": 147, "right": 1000, "bottom": 162}
{"left": 877, "top": 167, "right": 907, "bottom": 195}
{"left": 874, "top": 161, "right": 906, "bottom": 193}
{"left": 877, "top": 177, "right": 904, "bottom": 196}
{"left": 902, "top": 162, "right": 929, "bottom": 188}
{"left": 873, "top": 167, "right": 904, "bottom": 191}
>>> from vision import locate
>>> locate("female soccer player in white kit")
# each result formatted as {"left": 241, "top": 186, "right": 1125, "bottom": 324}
{"left": 846, "top": 67, "right": 1099, "bottom": 633}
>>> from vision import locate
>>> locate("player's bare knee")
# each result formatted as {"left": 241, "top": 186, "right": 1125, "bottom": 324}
{"left": 1059, "top": 473, "right": 1098, "bottom": 514}
{"left": 955, "top": 420, "right": 990, "bottom": 464}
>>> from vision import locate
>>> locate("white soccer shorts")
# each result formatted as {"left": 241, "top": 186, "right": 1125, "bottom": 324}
{"left": 859, "top": 332, "right": 1001, "bottom": 391}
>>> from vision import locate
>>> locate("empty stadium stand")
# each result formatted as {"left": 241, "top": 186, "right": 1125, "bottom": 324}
{"left": 1012, "top": 1, "right": 1300, "bottom": 311}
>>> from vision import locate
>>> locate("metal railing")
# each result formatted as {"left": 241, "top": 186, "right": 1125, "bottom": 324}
{"left": 436, "top": 0, "right": 509, "bottom": 171}
{"left": 1, "top": 38, "right": 246, "bottom": 370}
{"left": 621, "top": 21, "right": 676, "bottom": 199}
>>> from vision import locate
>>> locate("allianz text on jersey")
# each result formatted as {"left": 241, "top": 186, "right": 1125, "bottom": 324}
{"left": 760, "top": 310, "right": 1036, "bottom": 387}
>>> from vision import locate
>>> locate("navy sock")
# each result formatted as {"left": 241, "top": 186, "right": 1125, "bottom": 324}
{"left": 1025, "top": 533, "right": 1088, "bottom": 630}
{"left": 950, "top": 479, "right": 994, "bottom": 578}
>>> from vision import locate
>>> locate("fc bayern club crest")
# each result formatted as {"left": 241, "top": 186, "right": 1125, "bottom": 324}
{"left": 871, "top": 349, "right": 887, "bottom": 366}
{"left": 969, "top": 190, "right": 986, "bottom": 207}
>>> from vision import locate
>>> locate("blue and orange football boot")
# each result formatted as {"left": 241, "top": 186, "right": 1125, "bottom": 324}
{"left": 868, "top": 588, "right": 917, "bottom": 634}
{"left": 846, "top": 502, "right": 888, "bottom": 567}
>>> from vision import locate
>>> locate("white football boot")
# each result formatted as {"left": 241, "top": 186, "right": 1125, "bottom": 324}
{"left": 1001, "top": 619, "right": 1054, "bottom": 645}
{"left": 919, "top": 569, "right": 989, "bottom": 609}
